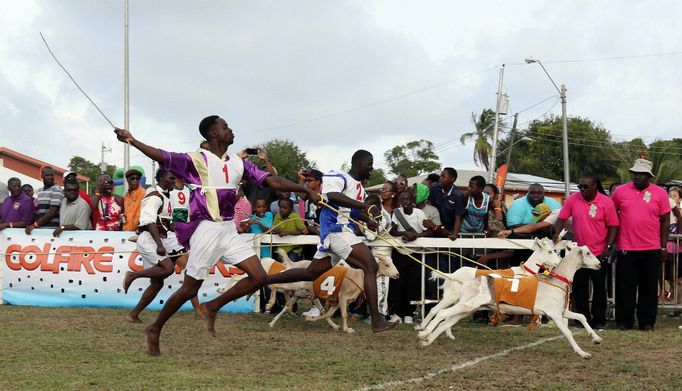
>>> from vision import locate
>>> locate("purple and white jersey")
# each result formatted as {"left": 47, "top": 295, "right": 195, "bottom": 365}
{"left": 161, "top": 149, "right": 270, "bottom": 246}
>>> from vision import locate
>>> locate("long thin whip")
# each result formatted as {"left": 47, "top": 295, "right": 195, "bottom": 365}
{"left": 40, "top": 32, "right": 116, "bottom": 128}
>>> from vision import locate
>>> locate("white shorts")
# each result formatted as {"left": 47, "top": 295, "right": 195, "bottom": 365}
{"left": 314, "top": 231, "right": 363, "bottom": 266}
{"left": 136, "top": 231, "right": 185, "bottom": 269}
{"left": 185, "top": 220, "right": 257, "bottom": 280}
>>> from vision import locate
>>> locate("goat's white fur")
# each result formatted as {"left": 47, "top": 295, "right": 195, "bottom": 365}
{"left": 416, "top": 237, "right": 563, "bottom": 335}
{"left": 417, "top": 243, "right": 603, "bottom": 359}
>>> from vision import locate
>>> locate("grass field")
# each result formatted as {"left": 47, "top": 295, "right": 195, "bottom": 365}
{"left": 1, "top": 305, "right": 681, "bottom": 390}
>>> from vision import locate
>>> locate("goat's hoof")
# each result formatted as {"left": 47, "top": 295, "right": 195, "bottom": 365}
{"left": 268, "top": 322, "right": 275, "bottom": 328}
{"left": 446, "top": 332, "right": 456, "bottom": 340}
{"left": 417, "top": 332, "right": 428, "bottom": 340}
{"left": 344, "top": 328, "right": 356, "bottom": 333}
{"left": 418, "top": 340, "right": 430, "bottom": 348}
{"left": 578, "top": 351, "right": 592, "bottom": 359}
{"left": 414, "top": 325, "right": 424, "bottom": 331}
{"left": 592, "top": 336, "right": 603, "bottom": 344}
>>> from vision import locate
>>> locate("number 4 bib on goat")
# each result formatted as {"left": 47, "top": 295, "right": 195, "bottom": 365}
{"left": 313, "top": 266, "right": 348, "bottom": 302}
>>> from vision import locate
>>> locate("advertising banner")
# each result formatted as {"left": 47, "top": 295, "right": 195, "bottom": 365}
{"left": 1, "top": 229, "right": 253, "bottom": 313}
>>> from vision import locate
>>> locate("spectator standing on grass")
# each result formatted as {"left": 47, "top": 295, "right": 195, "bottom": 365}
{"left": 484, "top": 184, "right": 506, "bottom": 234}
{"left": 25, "top": 166, "right": 62, "bottom": 233}
{"left": 459, "top": 175, "right": 489, "bottom": 235}
{"left": 272, "top": 198, "right": 308, "bottom": 261}
{"left": 63, "top": 171, "right": 92, "bottom": 209}
{"left": 0, "top": 177, "right": 34, "bottom": 230}
{"left": 553, "top": 174, "right": 618, "bottom": 330}
{"left": 123, "top": 168, "right": 146, "bottom": 231}
{"left": 612, "top": 159, "right": 671, "bottom": 331}
{"left": 92, "top": 173, "right": 124, "bottom": 231}
{"left": 53, "top": 179, "right": 92, "bottom": 237}
{"left": 506, "top": 183, "right": 561, "bottom": 227}
{"left": 388, "top": 190, "right": 433, "bottom": 324}
{"left": 428, "top": 167, "right": 465, "bottom": 239}
{"left": 664, "top": 186, "right": 682, "bottom": 310}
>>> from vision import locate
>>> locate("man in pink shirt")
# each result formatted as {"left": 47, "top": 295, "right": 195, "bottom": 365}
{"left": 611, "top": 159, "right": 671, "bottom": 331}
{"left": 554, "top": 174, "right": 618, "bottom": 330}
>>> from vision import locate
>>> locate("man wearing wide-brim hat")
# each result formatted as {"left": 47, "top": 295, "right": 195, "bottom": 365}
{"left": 611, "top": 158, "right": 671, "bottom": 331}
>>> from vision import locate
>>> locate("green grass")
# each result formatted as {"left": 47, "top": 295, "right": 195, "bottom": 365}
{"left": 1, "top": 306, "right": 681, "bottom": 390}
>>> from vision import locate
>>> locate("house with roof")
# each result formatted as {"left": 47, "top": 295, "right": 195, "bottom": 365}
{"left": 0, "top": 146, "right": 90, "bottom": 191}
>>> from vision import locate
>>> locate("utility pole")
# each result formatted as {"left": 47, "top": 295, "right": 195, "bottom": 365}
{"left": 100, "top": 142, "right": 112, "bottom": 173}
{"left": 560, "top": 84, "right": 570, "bottom": 199}
{"left": 123, "top": 0, "right": 130, "bottom": 191}
{"left": 501, "top": 113, "right": 519, "bottom": 193}
{"left": 488, "top": 65, "right": 505, "bottom": 183}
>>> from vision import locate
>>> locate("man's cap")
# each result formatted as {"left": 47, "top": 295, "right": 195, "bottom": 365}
{"left": 628, "top": 158, "right": 655, "bottom": 177}
{"left": 125, "top": 168, "right": 143, "bottom": 179}
{"left": 531, "top": 203, "right": 552, "bottom": 223}
{"left": 414, "top": 183, "right": 430, "bottom": 205}
{"left": 62, "top": 171, "right": 76, "bottom": 180}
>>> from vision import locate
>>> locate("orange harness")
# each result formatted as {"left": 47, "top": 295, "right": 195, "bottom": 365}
{"left": 313, "top": 266, "right": 348, "bottom": 306}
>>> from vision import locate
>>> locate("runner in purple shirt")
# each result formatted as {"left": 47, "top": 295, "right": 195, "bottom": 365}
{"left": 114, "top": 115, "right": 320, "bottom": 356}
{"left": 0, "top": 178, "right": 34, "bottom": 230}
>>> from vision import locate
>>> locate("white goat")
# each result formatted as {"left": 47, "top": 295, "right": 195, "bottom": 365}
{"left": 416, "top": 237, "right": 562, "bottom": 332}
{"left": 417, "top": 243, "right": 603, "bottom": 359}
{"left": 270, "top": 253, "right": 400, "bottom": 333}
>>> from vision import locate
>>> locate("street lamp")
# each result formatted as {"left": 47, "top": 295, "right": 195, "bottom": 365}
{"left": 525, "top": 57, "right": 570, "bottom": 199}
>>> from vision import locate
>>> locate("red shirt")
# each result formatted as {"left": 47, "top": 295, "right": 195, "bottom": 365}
{"left": 612, "top": 182, "right": 671, "bottom": 251}
{"left": 559, "top": 192, "right": 619, "bottom": 256}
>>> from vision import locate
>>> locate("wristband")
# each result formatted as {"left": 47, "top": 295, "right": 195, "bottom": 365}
{"left": 33, "top": 222, "right": 40, "bottom": 228}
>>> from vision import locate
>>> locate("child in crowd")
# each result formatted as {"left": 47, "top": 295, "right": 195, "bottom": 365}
{"left": 388, "top": 190, "right": 433, "bottom": 324}
{"left": 248, "top": 199, "right": 274, "bottom": 258}
{"left": 272, "top": 198, "right": 308, "bottom": 261}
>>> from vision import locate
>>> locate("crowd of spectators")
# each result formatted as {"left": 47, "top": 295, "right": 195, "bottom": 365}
{"left": 1, "top": 155, "right": 681, "bottom": 331}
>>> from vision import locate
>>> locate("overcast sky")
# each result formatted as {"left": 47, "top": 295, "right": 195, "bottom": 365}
{"left": 2, "top": 0, "right": 681, "bottom": 179}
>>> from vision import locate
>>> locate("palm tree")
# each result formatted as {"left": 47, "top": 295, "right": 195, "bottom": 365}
{"left": 459, "top": 109, "right": 506, "bottom": 171}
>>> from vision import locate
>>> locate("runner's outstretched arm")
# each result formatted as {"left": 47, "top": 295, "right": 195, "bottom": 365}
{"left": 113, "top": 128, "right": 163, "bottom": 163}
{"left": 263, "top": 176, "right": 321, "bottom": 204}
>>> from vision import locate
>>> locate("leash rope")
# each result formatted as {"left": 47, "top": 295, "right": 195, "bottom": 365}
{"left": 317, "top": 199, "right": 496, "bottom": 279}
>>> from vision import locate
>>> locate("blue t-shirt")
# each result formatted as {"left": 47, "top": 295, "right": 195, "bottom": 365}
{"left": 250, "top": 211, "right": 274, "bottom": 257}
{"left": 506, "top": 196, "right": 561, "bottom": 226}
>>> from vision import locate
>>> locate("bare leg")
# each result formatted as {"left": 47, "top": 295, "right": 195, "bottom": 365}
{"left": 267, "top": 258, "right": 332, "bottom": 284}
{"left": 124, "top": 258, "right": 174, "bottom": 294}
{"left": 201, "top": 256, "right": 269, "bottom": 337}
{"left": 145, "top": 274, "right": 203, "bottom": 356}
{"left": 345, "top": 243, "right": 397, "bottom": 333}
{"left": 127, "top": 278, "right": 165, "bottom": 323}
{"left": 190, "top": 296, "right": 205, "bottom": 319}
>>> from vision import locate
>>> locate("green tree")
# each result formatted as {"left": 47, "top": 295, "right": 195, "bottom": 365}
{"left": 366, "top": 168, "right": 388, "bottom": 187}
{"left": 384, "top": 139, "right": 440, "bottom": 177}
{"left": 68, "top": 156, "right": 115, "bottom": 194}
{"left": 253, "top": 139, "right": 314, "bottom": 182}
{"left": 500, "top": 116, "right": 618, "bottom": 182}
{"left": 459, "top": 109, "right": 507, "bottom": 171}
{"left": 612, "top": 138, "right": 682, "bottom": 183}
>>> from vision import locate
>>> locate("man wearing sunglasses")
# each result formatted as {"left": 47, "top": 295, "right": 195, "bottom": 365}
{"left": 553, "top": 174, "right": 619, "bottom": 331}
{"left": 123, "top": 168, "right": 146, "bottom": 231}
